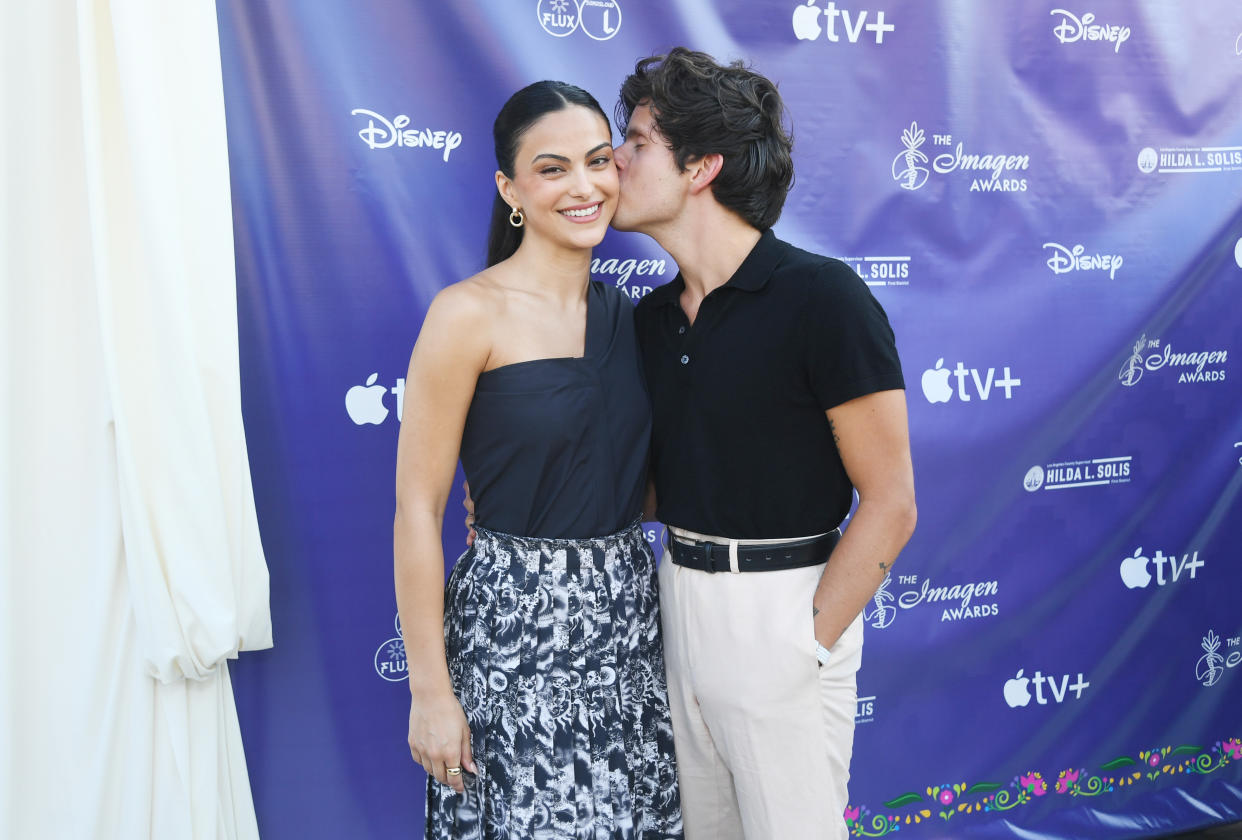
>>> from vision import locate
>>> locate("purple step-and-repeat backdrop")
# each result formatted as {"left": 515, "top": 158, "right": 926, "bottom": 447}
{"left": 216, "top": 1, "right": 1242, "bottom": 837}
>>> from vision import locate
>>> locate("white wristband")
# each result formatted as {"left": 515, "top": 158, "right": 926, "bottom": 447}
{"left": 815, "top": 641, "right": 832, "bottom": 666}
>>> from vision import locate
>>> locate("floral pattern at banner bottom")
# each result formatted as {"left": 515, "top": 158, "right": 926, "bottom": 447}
{"left": 846, "top": 737, "right": 1241, "bottom": 835}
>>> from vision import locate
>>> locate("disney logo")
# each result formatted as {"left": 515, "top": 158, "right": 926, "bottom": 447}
{"left": 1043, "top": 242, "right": 1123, "bottom": 279}
{"left": 1050, "top": 9, "right": 1131, "bottom": 53}
{"left": 350, "top": 109, "right": 463, "bottom": 161}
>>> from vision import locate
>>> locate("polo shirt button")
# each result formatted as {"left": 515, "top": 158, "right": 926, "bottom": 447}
{"left": 678, "top": 326, "right": 686, "bottom": 335}
{"left": 680, "top": 354, "right": 690, "bottom": 365}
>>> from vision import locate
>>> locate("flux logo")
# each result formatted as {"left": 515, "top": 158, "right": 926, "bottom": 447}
{"left": 921, "top": 359, "right": 1021, "bottom": 403}
{"left": 1004, "top": 669, "right": 1089, "bottom": 708}
{"left": 375, "top": 613, "right": 407, "bottom": 682}
{"left": 792, "top": 1, "right": 894, "bottom": 44}
{"left": 538, "top": 0, "right": 621, "bottom": 40}
{"left": 346, "top": 373, "right": 405, "bottom": 426}
{"left": 1119, "top": 546, "right": 1202, "bottom": 589}
{"left": 1196, "top": 631, "right": 1241, "bottom": 687}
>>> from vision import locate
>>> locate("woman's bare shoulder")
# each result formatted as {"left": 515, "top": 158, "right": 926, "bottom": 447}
{"left": 423, "top": 268, "right": 513, "bottom": 333}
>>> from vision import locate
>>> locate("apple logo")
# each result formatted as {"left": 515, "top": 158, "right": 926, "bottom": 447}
{"left": 346, "top": 372, "right": 389, "bottom": 425}
{"left": 1119, "top": 547, "right": 1152, "bottom": 589}
{"left": 792, "top": 0, "right": 822, "bottom": 40}
{"left": 1004, "top": 670, "right": 1032, "bottom": 708}
{"left": 921, "top": 358, "right": 953, "bottom": 403}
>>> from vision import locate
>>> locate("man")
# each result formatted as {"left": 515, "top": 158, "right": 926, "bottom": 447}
{"left": 611, "top": 48, "right": 916, "bottom": 839}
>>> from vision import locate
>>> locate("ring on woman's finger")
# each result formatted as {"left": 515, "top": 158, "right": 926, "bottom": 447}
{"left": 446, "top": 767, "right": 462, "bottom": 776}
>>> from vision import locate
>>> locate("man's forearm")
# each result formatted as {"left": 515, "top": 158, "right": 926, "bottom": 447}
{"left": 811, "top": 496, "right": 916, "bottom": 649}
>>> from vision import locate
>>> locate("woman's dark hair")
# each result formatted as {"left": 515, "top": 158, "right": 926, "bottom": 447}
{"left": 616, "top": 47, "right": 794, "bottom": 231}
{"left": 487, "top": 81, "right": 610, "bottom": 267}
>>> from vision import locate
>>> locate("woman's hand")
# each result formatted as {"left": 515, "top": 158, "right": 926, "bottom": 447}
{"left": 408, "top": 688, "right": 477, "bottom": 794}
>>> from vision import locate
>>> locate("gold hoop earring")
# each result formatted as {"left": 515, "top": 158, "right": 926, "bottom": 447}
{"left": 509, "top": 207, "right": 524, "bottom": 228}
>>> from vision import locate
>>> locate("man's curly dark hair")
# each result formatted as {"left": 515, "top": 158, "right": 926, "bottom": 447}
{"left": 617, "top": 47, "right": 795, "bottom": 231}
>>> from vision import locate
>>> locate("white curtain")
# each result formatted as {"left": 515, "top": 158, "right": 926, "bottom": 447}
{"left": 1, "top": 1, "right": 271, "bottom": 837}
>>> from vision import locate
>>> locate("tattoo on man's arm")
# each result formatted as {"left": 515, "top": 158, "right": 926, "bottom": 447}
{"left": 828, "top": 417, "right": 840, "bottom": 446}
{"left": 878, "top": 561, "right": 891, "bottom": 574}
{"left": 813, "top": 606, "right": 820, "bottom": 617}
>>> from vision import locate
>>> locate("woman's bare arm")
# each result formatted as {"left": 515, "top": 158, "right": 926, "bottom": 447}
{"left": 394, "top": 282, "right": 491, "bottom": 792}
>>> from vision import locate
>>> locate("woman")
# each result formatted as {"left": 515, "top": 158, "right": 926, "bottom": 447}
{"left": 393, "top": 81, "right": 682, "bottom": 839}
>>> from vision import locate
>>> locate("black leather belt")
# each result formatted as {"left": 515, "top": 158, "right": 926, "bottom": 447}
{"left": 668, "top": 529, "right": 840, "bottom": 573}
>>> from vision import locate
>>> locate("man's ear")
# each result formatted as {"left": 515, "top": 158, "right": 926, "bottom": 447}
{"left": 687, "top": 153, "right": 724, "bottom": 195}
{"left": 495, "top": 170, "right": 519, "bottom": 210}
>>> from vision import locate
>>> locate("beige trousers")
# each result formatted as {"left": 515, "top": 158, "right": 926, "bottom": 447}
{"left": 660, "top": 528, "right": 864, "bottom": 840}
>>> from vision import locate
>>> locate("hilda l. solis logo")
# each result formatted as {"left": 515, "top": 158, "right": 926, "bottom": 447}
{"left": 839, "top": 254, "right": 911, "bottom": 287}
{"left": 1023, "top": 456, "right": 1132, "bottom": 491}
{"left": 1136, "top": 143, "right": 1242, "bottom": 175}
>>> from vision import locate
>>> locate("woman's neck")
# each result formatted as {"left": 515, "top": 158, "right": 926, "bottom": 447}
{"left": 504, "top": 235, "right": 593, "bottom": 304}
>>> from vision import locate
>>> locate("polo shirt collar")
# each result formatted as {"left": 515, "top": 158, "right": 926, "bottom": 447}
{"left": 726, "top": 228, "right": 782, "bottom": 292}
{"left": 657, "top": 228, "right": 782, "bottom": 306}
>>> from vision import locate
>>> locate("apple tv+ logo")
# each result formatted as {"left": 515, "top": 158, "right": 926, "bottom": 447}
{"left": 791, "top": 0, "right": 894, "bottom": 44}
{"left": 922, "top": 358, "right": 1021, "bottom": 403}
{"left": 346, "top": 373, "right": 405, "bottom": 426}
{"left": 1004, "top": 669, "right": 1089, "bottom": 708}
{"left": 1120, "top": 546, "right": 1202, "bottom": 589}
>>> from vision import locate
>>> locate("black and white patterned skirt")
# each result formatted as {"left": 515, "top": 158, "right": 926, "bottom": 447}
{"left": 426, "top": 520, "right": 683, "bottom": 839}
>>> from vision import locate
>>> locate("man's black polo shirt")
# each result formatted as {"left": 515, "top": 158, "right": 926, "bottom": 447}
{"left": 634, "top": 229, "right": 905, "bottom": 539}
